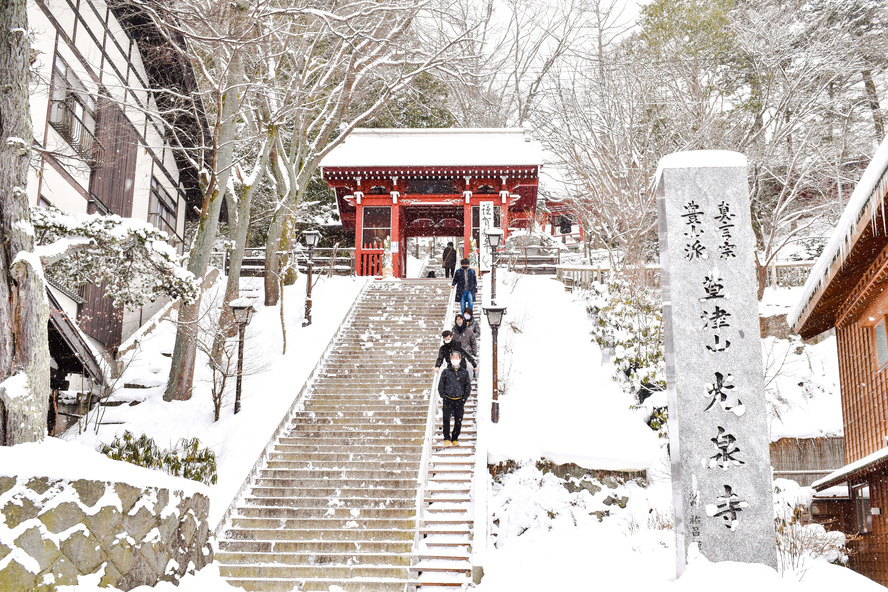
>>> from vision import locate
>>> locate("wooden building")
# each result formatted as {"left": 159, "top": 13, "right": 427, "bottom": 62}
{"left": 790, "top": 136, "right": 888, "bottom": 584}
{"left": 319, "top": 128, "right": 543, "bottom": 277}
{"left": 27, "top": 0, "right": 204, "bottom": 355}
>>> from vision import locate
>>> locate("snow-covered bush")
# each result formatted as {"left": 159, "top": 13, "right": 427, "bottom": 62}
{"left": 773, "top": 479, "right": 849, "bottom": 574}
{"left": 99, "top": 431, "right": 217, "bottom": 485}
{"left": 586, "top": 278, "right": 666, "bottom": 402}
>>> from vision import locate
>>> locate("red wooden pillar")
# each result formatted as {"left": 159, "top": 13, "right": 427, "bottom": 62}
{"left": 354, "top": 200, "right": 364, "bottom": 275}
{"left": 463, "top": 193, "right": 472, "bottom": 261}
{"left": 502, "top": 201, "right": 510, "bottom": 242}
{"left": 391, "top": 199, "right": 401, "bottom": 278}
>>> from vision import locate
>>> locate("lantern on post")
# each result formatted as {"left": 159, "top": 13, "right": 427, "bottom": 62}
{"left": 483, "top": 303, "right": 507, "bottom": 423}
{"left": 486, "top": 228, "right": 503, "bottom": 304}
{"left": 228, "top": 298, "right": 256, "bottom": 415}
{"left": 302, "top": 230, "right": 321, "bottom": 327}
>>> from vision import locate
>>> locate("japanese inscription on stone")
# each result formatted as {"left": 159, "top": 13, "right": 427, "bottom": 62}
{"left": 656, "top": 151, "right": 776, "bottom": 573}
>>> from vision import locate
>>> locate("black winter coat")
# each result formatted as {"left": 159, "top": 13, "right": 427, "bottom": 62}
{"left": 438, "top": 365, "right": 472, "bottom": 401}
{"left": 435, "top": 341, "right": 475, "bottom": 369}
{"left": 442, "top": 246, "right": 457, "bottom": 268}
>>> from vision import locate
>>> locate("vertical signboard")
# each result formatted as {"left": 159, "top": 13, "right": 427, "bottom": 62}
{"left": 479, "top": 201, "right": 495, "bottom": 272}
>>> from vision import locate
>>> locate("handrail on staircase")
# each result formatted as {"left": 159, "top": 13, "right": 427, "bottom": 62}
{"left": 412, "top": 284, "right": 456, "bottom": 558}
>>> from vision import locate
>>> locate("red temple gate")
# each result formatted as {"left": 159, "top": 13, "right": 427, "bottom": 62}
{"left": 320, "top": 128, "right": 543, "bottom": 278}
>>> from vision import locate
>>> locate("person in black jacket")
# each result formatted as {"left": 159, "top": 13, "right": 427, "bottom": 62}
{"left": 442, "top": 241, "right": 457, "bottom": 278}
{"left": 434, "top": 330, "right": 475, "bottom": 373}
{"left": 438, "top": 350, "right": 472, "bottom": 446}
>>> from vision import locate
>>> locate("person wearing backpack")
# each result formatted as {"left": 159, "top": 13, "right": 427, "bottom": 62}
{"left": 437, "top": 350, "right": 472, "bottom": 446}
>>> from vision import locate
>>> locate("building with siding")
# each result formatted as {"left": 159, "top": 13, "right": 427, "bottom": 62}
{"left": 790, "top": 135, "right": 888, "bottom": 584}
{"left": 26, "top": 0, "right": 204, "bottom": 357}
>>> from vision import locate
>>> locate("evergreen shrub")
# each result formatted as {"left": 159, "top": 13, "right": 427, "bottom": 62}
{"left": 100, "top": 431, "right": 218, "bottom": 485}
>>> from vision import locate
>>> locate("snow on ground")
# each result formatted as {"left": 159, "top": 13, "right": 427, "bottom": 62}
{"left": 476, "top": 273, "right": 872, "bottom": 591}
{"left": 0, "top": 438, "right": 206, "bottom": 496}
{"left": 765, "top": 334, "right": 842, "bottom": 440}
{"left": 486, "top": 271, "right": 661, "bottom": 471}
{"left": 759, "top": 286, "right": 806, "bottom": 318}
{"left": 62, "top": 273, "right": 369, "bottom": 528}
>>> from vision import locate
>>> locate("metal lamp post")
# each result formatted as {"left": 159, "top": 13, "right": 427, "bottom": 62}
{"left": 228, "top": 298, "right": 256, "bottom": 415}
{"left": 302, "top": 230, "right": 321, "bottom": 327}
{"left": 483, "top": 304, "right": 507, "bottom": 423}
{"left": 486, "top": 228, "right": 503, "bottom": 304}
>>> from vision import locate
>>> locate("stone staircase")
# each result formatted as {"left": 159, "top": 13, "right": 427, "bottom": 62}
{"left": 217, "top": 280, "right": 453, "bottom": 591}
{"left": 410, "top": 289, "right": 482, "bottom": 590}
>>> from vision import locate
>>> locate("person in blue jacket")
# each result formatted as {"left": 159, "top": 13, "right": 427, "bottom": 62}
{"left": 452, "top": 258, "right": 477, "bottom": 314}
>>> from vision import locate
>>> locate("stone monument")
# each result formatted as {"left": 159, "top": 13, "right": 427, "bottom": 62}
{"left": 655, "top": 151, "right": 777, "bottom": 573}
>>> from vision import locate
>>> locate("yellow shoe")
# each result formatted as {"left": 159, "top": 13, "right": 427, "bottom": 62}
{"left": 441, "top": 440, "right": 451, "bottom": 447}
{"left": 451, "top": 440, "right": 459, "bottom": 447}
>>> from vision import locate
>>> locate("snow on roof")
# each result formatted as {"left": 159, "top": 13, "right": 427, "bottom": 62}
{"left": 789, "top": 135, "right": 888, "bottom": 332}
{"left": 320, "top": 128, "right": 544, "bottom": 169}
{"left": 812, "top": 444, "right": 888, "bottom": 491}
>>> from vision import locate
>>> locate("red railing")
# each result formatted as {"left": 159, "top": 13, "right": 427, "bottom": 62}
{"left": 358, "top": 244, "right": 384, "bottom": 276}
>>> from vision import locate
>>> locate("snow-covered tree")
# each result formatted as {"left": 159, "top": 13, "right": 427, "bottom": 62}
{"left": 0, "top": 0, "right": 50, "bottom": 445}
{"left": 258, "top": 0, "right": 475, "bottom": 306}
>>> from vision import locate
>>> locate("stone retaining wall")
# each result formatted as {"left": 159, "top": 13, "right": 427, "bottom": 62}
{"left": 0, "top": 475, "right": 212, "bottom": 591}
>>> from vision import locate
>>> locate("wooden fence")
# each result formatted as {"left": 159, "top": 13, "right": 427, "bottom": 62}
{"left": 770, "top": 436, "right": 846, "bottom": 487}
{"left": 555, "top": 259, "right": 815, "bottom": 291}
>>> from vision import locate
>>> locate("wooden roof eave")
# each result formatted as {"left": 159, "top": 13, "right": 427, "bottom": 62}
{"left": 794, "top": 173, "right": 888, "bottom": 339}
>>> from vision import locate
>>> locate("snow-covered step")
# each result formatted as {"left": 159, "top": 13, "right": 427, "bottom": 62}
{"left": 219, "top": 280, "right": 452, "bottom": 591}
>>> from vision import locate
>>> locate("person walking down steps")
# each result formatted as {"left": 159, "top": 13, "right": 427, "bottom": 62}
{"left": 453, "top": 258, "right": 477, "bottom": 314}
{"left": 438, "top": 350, "right": 472, "bottom": 446}
{"left": 452, "top": 313, "right": 477, "bottom": 377}
{"left": 434, "top": 330, "right": 475, "bottom": 373}
{"left": 442, "top": 241, "right": 457, "bottom": 278}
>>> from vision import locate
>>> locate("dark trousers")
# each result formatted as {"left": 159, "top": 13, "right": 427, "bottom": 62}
{"left": 444, "top": 265, "right": 455, "bottom": 278}
{"left": 442, "top": 397, "right": 465, "bottom": 441}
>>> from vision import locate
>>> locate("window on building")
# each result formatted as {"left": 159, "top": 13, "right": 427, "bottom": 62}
{"left": 362, "top": 206, "right": 391, "bottom": 246}
{"left": 853, "top": 482, "right": 872, "bottom": 534}
{"left": 38, "top": 196, "right": 53, "bottom": 208}
{"left": 874, "top": 318, "right": 888, "bottom": 370}
{"left": 48, "top": 56, "right": 102, "bottom": 166}
{"left": 149, "top": 177, "right": 178, "bottom": 243}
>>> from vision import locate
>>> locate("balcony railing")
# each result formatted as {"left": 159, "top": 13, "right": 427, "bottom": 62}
{"left": 48, "top": 98, "right": 104, "bottom": 167}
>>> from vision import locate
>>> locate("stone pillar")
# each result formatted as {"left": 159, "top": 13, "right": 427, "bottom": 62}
{"left": 656, "top": 151, "right": 776, "bottom": 574}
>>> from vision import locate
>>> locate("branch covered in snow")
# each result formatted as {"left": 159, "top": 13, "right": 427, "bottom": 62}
{"left": 31, "top": 207, "right": 200, "bottom": 308}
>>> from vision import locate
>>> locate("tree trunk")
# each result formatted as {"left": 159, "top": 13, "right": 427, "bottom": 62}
{"left": 165, "top": 53, "right": 242, "bottom": 401}
{"left": 0, "top": 0, "right": 51, "bottom": 444}
{"left": 863, "top": 69, "right": 885, "bottom": 140}
{"left": 263, "top": 207, "right": 286, "bottom": 306}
